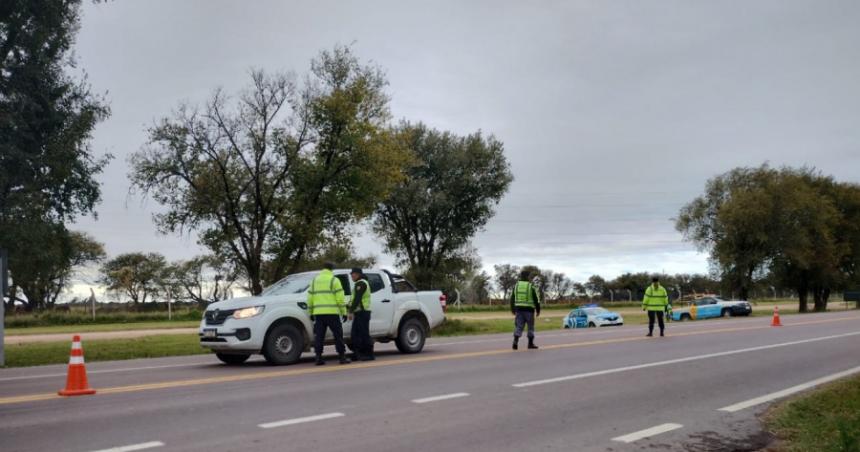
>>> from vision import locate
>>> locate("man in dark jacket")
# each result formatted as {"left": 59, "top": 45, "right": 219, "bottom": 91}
{"left": 348, "top": 268, "right": 374, "bottom": 361}
{"left": 511, "top": 270, "right": 541, "bottom": 350}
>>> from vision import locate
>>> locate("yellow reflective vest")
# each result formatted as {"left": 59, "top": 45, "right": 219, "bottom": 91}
{"left": 642, "top": 284, "right": 669, "bottom": 311}
{"left": 514, "top": 281, "right": 538, "bottom": 309}
{"left": 307, "top": 269, "right": 346, "bottom": 316}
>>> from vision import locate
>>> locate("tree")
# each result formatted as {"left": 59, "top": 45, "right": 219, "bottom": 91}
{"left": 100, "top": 253, "right": 168, "bottom": 304}
{"left": 130, "top": 46, "right": 407, "bottom": 295}
{"left": 7, "top": 229, "right": 105, "bottom": 310}
{"left": 166, "top": 255, "right": 240, "bottom": 306}
{"left": 544, "top": 271, "right": 573, "bottom": 301}
{"left": 289, "top": 242, "right": 377, "bottom": 274}
{"left": 0, "top": 0, "right": 111, "bottom": 306}
{"left": 585, "top": 275, "right": 606, "bottom": 299}
{"left": 374, "top": 122, "right": 512, "bottom": 290}
{"left": 493, "top": 264, "right": 520, "bottom": 300}
{"left": 678, "top": 165, "right": 860, "bottom": 311}
{"left": 466, "top": 271, "right": 492, "bottom": 304}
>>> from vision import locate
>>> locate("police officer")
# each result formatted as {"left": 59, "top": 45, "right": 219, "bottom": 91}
{"left": 308, "top": 262, "right": 350, "bottom": 365}
{"left": 642, "top": 276, "right": 669, "bottom": 337}
{"left": 348, "top": 268, "right": 374, "bottom": 361}
{"left": 511, "top": 270, "right": 541, "bottom": 350}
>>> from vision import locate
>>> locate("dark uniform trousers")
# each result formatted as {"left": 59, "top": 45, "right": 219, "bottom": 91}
{"left": 351, "top": 311, "right": 373, "bottom": 356}
{"left": 648, "top": 311, "right": 665, "bottom": 333}
{"left": 314, "top": 314, "right": 346, "bottom": 357}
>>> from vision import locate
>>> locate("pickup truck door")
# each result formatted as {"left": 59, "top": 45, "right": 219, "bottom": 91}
{"left": 365, "top": 273, "right": 394, "bottom": 336}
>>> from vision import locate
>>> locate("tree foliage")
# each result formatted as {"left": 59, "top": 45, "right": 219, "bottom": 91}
{"left": 164, "top": 255, "right": 240, "bottom": 306}
{"left": 677, "top": 165, "right": 860, "bottom": 311}
{"left": 130, "top": 46, "right": 408, "bottom": 294}
{"left": 100, "top": 252, "right": 168, "bottom": 304}
{"left": 0, "top": 0, "right": 110, "bottom": 309}
{"left": 373, "top": 122, "right": 512, "bottom": 290}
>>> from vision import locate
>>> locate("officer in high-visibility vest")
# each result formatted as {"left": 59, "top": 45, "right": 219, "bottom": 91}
{"left": 307, "top": 262, "right": 350, "bottom": 365}
{"left": 348, "top": 267, "right": 374, "bottom": 361}
{"left": 642, "top": 276, "right": 669, "bottom": 337}
{"left": 510, "top": 270, "right": 541, "bottom": 350}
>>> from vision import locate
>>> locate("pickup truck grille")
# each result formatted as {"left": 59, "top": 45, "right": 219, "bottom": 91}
{"left": 204, "top": 309, "right": 235, "bottom": 325}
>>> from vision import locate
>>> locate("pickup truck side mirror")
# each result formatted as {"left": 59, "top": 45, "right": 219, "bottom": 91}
{"left": 297, "top": 302, "right": 308, "bottom": 310}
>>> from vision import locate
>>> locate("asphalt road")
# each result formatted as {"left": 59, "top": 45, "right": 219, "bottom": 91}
{"left": 1, "top": 311, "right": 859, "bottom": 452}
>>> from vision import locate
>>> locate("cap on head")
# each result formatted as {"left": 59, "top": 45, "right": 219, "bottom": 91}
{"left": 519, "top": 270, "right": 531, "bottom": 280}
{"left": 350, "top": 267, "right": 363, "bottom": 275}
{"left": 652, "top": 276, "right": 659, "bottom": 283}
{"left": 323, "top": 262, "right": 335, "bottom": 270}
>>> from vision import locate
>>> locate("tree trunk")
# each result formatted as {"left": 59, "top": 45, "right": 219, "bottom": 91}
{"left": 798, "top": 276, "right": 809, "bottom": 313}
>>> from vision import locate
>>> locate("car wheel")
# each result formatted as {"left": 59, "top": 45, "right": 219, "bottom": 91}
{"left": 263, "top": 323, "right": 304, "bottom": 365}
{"left": 588, "top": 322, "right": 596, "bottom": 328}
{"left": 681, "top": 314, "right": 692, "bottom": 321}
{"left": 395, "top": 318, "right": 426, "bottom": 354}
{"left": 721, "top": 309, "right": 731, "bottom": 317}
{"left": 215, "top": 353, "right": 250, "bottom": 365}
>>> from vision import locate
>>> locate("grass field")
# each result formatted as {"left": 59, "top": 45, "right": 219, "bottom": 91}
{"left": 6, "top": 321, "right": 200, "bottom": 336}
{"left": 766, "top": 374, "right": 860, "bottom": 451}
{"left": 3, "top": 334, "right": 208, "bottom": 368}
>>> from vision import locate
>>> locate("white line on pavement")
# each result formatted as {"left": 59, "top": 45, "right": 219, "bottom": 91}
{"left": 89, "top": 441, "right": 165, "bottom": 452}
{"left": 718, "top": 365, "right": 860, "bottom": 412}
{"left": 612, "top": 423, "right": 683, "bottom": 443}
{"left": 512, "top": 331, "right": 860, "bottom": 388}
{"left": 258, "top": 412, "right": 345, "bottom": 429}
{"left": 411, "top": 392, "right": 470, "bottom": 404}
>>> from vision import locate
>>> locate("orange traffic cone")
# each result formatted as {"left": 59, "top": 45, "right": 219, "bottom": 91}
{"left": 771, "top": 306, "right": 783, "bottom": 327}
{"left": 58, "top": 335, "right": 96, "bottom": 396}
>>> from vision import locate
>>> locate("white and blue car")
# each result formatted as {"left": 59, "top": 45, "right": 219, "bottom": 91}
{"left": 563, "top": 305, "right": 624, "bottom": 328}
{"left": 671, "top": 297, "right": 753, "bottom": 321}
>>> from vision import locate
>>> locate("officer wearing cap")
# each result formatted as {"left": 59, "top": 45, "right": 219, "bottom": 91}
{"left": 642, "top": 276, "right": 669, "bottom": 337}
{"left": 511, "top": 269, "right": 541, "bottom": 350}
{"left": 348, "top": 267, "right": 375, "bottom": 361}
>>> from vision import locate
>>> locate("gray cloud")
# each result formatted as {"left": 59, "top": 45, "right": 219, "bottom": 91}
{"left": 70, "top": 0, "right": 860, "bottom": 284}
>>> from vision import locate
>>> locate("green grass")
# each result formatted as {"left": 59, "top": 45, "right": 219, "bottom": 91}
{"left": 4, "top": 309, "right": 203, "bottom": 328}
{"left": 3, "top": 334, "right": 209, "bottom": 368}
{"left": 6, "top": 321, "right": 200, "bottom": 336}
{"left": 766, "top": 374, "right": 860, "bottom": 452}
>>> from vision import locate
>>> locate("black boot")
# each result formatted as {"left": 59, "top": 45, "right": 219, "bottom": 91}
{"left": 528, "top": 338, "right": 538, "bottom": 349}
{"left": 646, "top": 330, "right": 653, "bottom": 337}
{"left": 339, "top": 354, "right": 351, "bottom": 365}
{"left": 660, "top": 330, "right": 665, "bottom": 337}
{"left": 512, "top": 336, "right": 519, "bottom": 350}
{"left": 315, "top": 356, "right": 325, "bottom": 366}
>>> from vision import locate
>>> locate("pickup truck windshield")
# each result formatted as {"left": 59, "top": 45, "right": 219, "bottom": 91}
{"left": 261, "top": 274, "right": 315, "bottom": 296}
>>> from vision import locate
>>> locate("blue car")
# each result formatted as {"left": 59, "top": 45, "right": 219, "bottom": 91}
{"left": 563, "top": 305, "right": 624, "bottom": 328}
{"left": 671, "top": 297, "right": 752, "bottom": 321}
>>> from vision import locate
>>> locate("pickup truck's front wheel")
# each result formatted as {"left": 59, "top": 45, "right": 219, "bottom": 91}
{"left": 395, "top": 318, "right": 426, "bottom": 354}
{"left": 263, "top": 323, "right": 304, "bottom": 365}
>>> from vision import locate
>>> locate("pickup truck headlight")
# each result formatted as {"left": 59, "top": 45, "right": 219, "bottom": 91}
{"left": 233, "top": 306, "right": 265, "bottom": 320}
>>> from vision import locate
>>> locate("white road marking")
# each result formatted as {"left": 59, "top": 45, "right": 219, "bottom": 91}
{"left": 258, "top": 412, "right": 345, "bottom": 429}
{"left": 512, "top": 331, "right": 860, "bottom": 388}
{"left": 90, "top": 441, "right": 165, "bottom": 452}
{"left": 719, "top": 365, "right": 860, "bottom": 412}
{"left": 412, "top": 392, "right": 470, "bottom": 404}
{"left": 612, "top": 423, "right": 683, "bottom": 443}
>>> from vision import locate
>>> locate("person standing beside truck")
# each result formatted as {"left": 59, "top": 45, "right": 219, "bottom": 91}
{"left": 511, "top": 269, "right": 541, "bottom": 350}
{"left": 348, "top": 268, "right": 374, "bottom": 361}
{"left": 642, "top": 276, "right": 669, "bottom": 337}
{"left": 308, "top": 262, "right": 350, "bottom": 365}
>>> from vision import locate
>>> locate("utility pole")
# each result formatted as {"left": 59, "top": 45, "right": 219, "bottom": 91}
{"left": 1, "top": 249, "right": 8, "bottom": 366}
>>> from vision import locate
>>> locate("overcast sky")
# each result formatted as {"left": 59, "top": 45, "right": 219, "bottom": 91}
{"left": 67, "top": 0, "right": 860, "bottom": 291}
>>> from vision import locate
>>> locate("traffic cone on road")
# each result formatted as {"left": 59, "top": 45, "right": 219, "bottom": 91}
{"left": 771, "top": 306, "right": 783, "bottom": 327}
{"left": 58, "top": 335, "right": 96, "bottom": 396}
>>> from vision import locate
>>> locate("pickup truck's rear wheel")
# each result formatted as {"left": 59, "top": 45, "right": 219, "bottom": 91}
{"left": 395, "top": 318, "right": 426, "bottom": 354}
{"left": 215, "top": 353, "right": 250, "bottom": 365}
{"left": 721, "top": 309, "right": 731, "bottom": 317}
{"left": 263, "top": 323, "right": 304, "bottom": 365}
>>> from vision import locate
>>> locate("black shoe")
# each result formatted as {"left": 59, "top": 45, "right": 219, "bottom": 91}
{"left": 339, "top": 355, "right": 351, "bottom": 365}
{"left": 646, "top": 333, "right": 653, "bottom": 337}
{"left": 528, "top": 339, "right": 538, "bottom": 350}
{"left": 512, "top": 338, "right": 519, "bottom": 350}
{"left": 660, "top": 331, "right": 665, "bottom": 337}
{"left": 359, "top": 355, "right": 376, "bottom": 361}
{"left": 315, "top": 358, "right": 325, "bottom": 366}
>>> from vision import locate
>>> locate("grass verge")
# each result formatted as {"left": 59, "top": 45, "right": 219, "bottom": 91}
{"left": 3, "top": 334, "right": 209, "bottom": 368}
{"left": 5, "top": 321, "right": 200, "bottom": 336}
{"left": 765, "top": 374, "right": 860, "bottom": 451}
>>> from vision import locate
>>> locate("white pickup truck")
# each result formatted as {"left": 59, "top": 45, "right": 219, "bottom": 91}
{"left": 199, "top": 269, "right": 446, "bottom": 365}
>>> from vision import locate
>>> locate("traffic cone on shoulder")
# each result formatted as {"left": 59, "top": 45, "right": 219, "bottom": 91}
{"left": 58, "top": 335, "right": 96, "bottom": 396}
{"left": 771, "top": 306, "right": 783, "bottom": 327}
